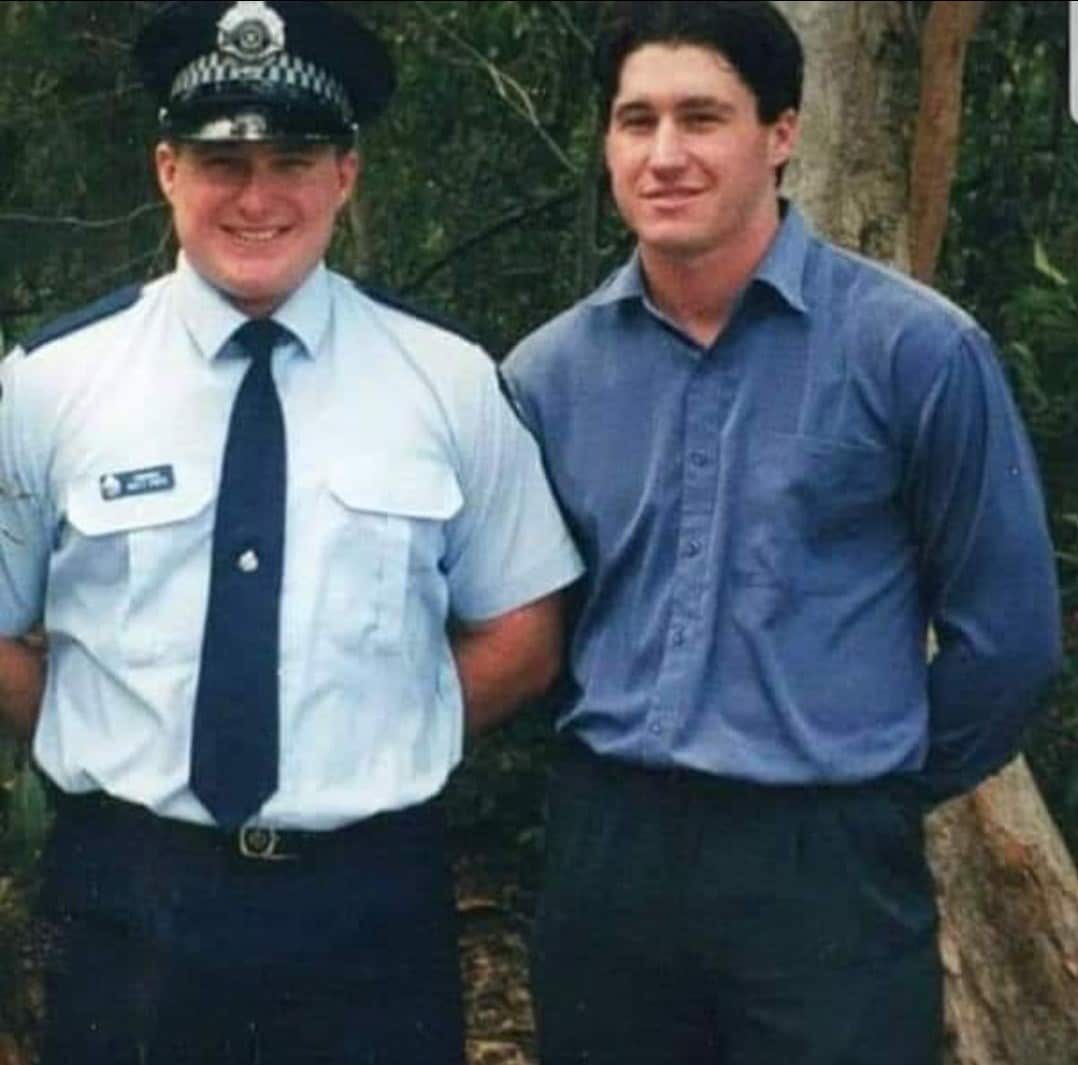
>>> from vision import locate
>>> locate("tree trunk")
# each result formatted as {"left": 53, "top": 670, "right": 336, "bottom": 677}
{"left": 909, "top": 1, "right": 987, "bottom": 283}
{"left": 775, "top": 3, "right": 1078, "bottom": 1061}
{"left": 933, "top": 761, "right": 1078, "bottom": 1063}
{"left": 777, "top": 0, "right": 914, "bottom": 269}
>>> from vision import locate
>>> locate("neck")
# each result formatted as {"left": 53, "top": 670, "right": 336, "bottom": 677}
{"left": 639, "top": 202, "right": 782, "bottom": 349}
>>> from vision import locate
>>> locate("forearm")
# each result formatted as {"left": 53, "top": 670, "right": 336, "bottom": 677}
{"left": 905, "top": 328, "right": 1063, "bottom": 800}
{"left": 452, "top": 594, "right": 564, "bottom": 736}
{"left": 0, "top": 633, "right": 46, "bottom": 741}
{"left": 924, "top": 604, "right": 1061, "bottom": 802}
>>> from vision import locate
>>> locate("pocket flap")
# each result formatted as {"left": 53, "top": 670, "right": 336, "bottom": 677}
{"left": 328, "top": 458, "right": 462, "bottom": 521}
{"left": 66, "top": 465, "right": 215, "bottom": 536}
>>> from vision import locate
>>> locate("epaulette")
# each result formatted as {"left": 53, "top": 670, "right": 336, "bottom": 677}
{"left": 21, "top": 283, "right": 144, "bottom": 355}
{"left": 354, "top": 281, "right": 481, "bottom": 347}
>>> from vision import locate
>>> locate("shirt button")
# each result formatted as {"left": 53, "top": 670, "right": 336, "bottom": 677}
{"left": 689, "top": 452, "right": 708, "bottom": 468}
{"left": 236, "top": 549, "right": 260, "bottom": 574}
{"left": 671, "top": 626, "right": 685, "bottom": 647}
{"left": 649, "top": 721, "right": 663, "bottom": 735}
{"left": 685, "top": 540, "right": 702, "bottom": 558}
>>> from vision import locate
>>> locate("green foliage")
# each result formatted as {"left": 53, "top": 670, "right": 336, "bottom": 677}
{"left": 940, "top": 0, "right": 1078, "bottom": 333}
{"left": 446, "top": 705, "right": 558, "bottom": 891}
{"left": 0, "top": 2, "right": 615, "bottom": 353}
{"left": 0, "top": 2, "right": 168, "bottom": 343}
{"left": 352, "top": 1, "right": 613, "bottom": 352}
{"left": 0, "top": 742, "right": 47, "bottom": 1039}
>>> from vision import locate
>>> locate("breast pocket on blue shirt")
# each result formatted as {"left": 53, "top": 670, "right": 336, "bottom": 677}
{"left": 735, "top": 432, "right": 903, "bottom": 594}
{"left": 323, "top": 458, "right": 463, "bottom": 655}
{"left": 58, "top": 466, "right": 215, "bottom": 663}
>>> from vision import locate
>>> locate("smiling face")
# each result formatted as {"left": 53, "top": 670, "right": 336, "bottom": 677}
{"left": 155, "top": 141, "right": 360, "bottom": 317}
{"left": 605, "top": 42, "right": 798, "bottom": 269}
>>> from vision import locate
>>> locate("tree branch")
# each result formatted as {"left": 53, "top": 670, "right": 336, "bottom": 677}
{"left": 401, "top": 190, "right": 576, "bottom": 294}
{"left": 414, "top": 6, "right": 579, "bottom": 176}
{"left": 0, "top": 241, "right": 168, "bottom": 324}
{"left": 550, "top": 2, "right": 595, "bottom": 54}
{"left": 4, "top": 85, "right": 143, "bottom": 128}
{"left": 908, "top": 0, "right": 987, "bottom": 283}
{"left": 0, "top": 200, "right": 164, "bottom": 231}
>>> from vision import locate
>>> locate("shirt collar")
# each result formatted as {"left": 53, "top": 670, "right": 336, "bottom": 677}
{"left": 751, "top": 200, "right": 810, "bottom": 314}
{"left": 586, "top": 250, "right": 648, "bottom": 308}
{"left": 585, "top": 199, "right": 811, "bottom": 316}
{"left": 175, "top": 254, "right": 331, "bottom": 361}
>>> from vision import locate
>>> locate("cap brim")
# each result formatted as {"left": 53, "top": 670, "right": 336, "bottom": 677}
{"left": 163, "top": 87, "right": 356, "bottom": 142}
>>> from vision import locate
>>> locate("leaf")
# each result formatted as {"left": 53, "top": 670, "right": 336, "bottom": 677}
{"left": 1033, "top": 240, "right": 1070, "bottom": 288}
{"left": 4, "top": 765, "right": 49, "bottom": 863}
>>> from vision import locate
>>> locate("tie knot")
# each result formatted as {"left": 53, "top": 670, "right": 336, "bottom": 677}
{"left": 232, "top": 318, "right": 288, "bottom": 362}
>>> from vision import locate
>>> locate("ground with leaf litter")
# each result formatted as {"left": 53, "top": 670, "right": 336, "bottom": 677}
{"left": 457, "top": 848, "right": 539, "bottom": 1065}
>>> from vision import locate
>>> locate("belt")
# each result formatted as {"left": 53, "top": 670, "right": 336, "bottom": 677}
{"left": 48, "top": 787, "right": 436, "bottom": 863}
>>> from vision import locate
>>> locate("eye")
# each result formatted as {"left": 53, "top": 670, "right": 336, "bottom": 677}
{"left": 270, "top": 153, "right": 319, "bottom": 176}
{"left": 200, "top": 155, "right": 244, "bottom": 175}
{"left": 617, "top": 111, "right": 656, "bottom": 133}
{"left": 682, "top": 110, "right": 723, "bottom": 130}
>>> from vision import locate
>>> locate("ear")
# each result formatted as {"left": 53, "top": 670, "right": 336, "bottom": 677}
{"left": 335, "top": 149, "right": 362, "bottom": 209}
{"left": 154, "top": 142, "right": 180, "bottom": 203}
{"left": 767, "top": 108, "right": 800, "bottom": 170}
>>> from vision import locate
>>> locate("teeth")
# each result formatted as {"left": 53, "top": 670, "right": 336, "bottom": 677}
{"left": 228, "top": 229, "right": 284, "bottom": 243}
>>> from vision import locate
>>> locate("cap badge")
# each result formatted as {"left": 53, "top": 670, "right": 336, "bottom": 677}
{"left": 217, "top": 1, "right": 286, "bottom": 67}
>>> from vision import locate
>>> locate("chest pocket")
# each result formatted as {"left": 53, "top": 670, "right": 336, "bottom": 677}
{"left": 59, "top": 467, "right": 216, "bottom": 663}
{"left": 323, "top": 458, "right": 463, "bottom": 654}
{"left": 734, "top": 432, "right": 903, "bottom": 594}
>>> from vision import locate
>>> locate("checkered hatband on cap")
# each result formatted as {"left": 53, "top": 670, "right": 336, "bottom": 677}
{"left": 170, "top": 51, "right": 354, "bottom": 126}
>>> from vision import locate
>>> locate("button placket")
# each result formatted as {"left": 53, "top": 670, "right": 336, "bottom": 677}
{"left": 645, "top": 360, "right": 726, "bottom": 756}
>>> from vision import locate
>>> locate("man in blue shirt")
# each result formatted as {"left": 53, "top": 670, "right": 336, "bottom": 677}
{"left": 504, "top": 3, "right": 1061, "bottom": 1062}
{"left": 0, "top": 3, "right": 581, "bottom": 1063}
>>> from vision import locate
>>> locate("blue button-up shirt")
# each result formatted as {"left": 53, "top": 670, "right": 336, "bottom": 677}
{"left": 505, "top": 205, "right": 1061, "bottom": 799}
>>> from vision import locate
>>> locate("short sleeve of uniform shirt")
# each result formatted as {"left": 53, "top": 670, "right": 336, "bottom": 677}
{"left": 443, "top": 362, "right": 581, "bottom": 621}
{"left": 0, "top": 348, "right": 52, "bottom": 636}
{"left": 339, "top": 289, "right": 583, "bottom": 624}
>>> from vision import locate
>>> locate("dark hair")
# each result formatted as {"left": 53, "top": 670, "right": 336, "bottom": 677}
{"left": 595, "top": 1, "right": 803, "bottom": 125}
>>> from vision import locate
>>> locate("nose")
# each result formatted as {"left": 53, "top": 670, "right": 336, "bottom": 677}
{"left": 234, "top": 165, "right": 275, "bottom": 217}
{"left": 648, "top": 119, "right": 688, "bottom": 172}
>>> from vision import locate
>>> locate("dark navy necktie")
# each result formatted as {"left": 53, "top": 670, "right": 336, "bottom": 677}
{"left": 190, "top": 318, "right": 289, "bottom": 829}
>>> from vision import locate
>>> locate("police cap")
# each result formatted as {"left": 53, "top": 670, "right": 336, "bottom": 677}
{"left": 134, "top": 1, "right": 395, "bottom": 142}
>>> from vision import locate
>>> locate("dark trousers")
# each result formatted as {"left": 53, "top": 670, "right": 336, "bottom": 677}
{"left": 36, "top": 792, "right": 465, "bottom": 1065}
{"left": 533, "top": 743, "right": 942, "bottom": 1065}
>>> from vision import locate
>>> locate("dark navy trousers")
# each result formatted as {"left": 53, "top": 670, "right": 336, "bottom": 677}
{"left": 533, "top": 742, "right": 942, "bottom": 1065}
{"left": 36, "top": 792, "right": 465, "bottom": 1065}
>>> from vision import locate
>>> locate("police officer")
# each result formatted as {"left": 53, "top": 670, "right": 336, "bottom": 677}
{"left": 0, "top": 3, "right": 582, "bottom": 1063}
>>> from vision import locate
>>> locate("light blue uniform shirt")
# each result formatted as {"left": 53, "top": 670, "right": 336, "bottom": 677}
{"left": 0, "top": 257, "right": 583, "bottom": 829}
{"left": 505, "top": 205, "right": 1061, "bottom": 800}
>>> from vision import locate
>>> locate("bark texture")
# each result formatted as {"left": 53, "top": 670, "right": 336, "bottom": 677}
{"left": 777, "top": 1, "right": 915, "bottom": 269}
{"left": 931, "top": 761, "right": 1078, "bottom": 1065}
{"left": 909, "top": 1, "right": 987, "bottom": 283}
{"left": 776, "top": 3, "right": 1078, "bottom": 1061}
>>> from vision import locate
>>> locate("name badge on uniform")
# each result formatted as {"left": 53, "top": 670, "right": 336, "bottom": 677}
{"left": 100, "top": 465, "right": 176, "bottom": 501}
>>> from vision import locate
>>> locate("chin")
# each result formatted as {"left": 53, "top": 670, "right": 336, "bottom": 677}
{"left": 641, "top": 234, "right": 716, "bottom": 261}
{"left": 217, "top": 277, "right": 289, "bottom": 316}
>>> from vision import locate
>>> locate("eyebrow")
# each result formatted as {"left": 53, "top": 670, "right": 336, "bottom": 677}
{"left": 677, "top": 97, "right": 736, "bottom": 115}
{"left": 612, "top": 101, "right": 655, "bottom": 121}
{"left": 612, "top": 96, "right": 736, "bottom": 119}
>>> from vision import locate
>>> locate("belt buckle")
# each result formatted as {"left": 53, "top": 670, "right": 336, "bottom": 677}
{"left": 238, "top": 824, "right": 295, "bottom": 861}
